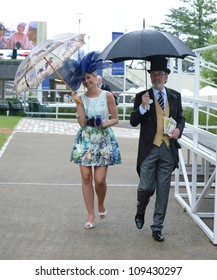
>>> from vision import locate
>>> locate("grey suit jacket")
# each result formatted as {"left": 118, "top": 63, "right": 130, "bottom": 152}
{"left": 130, "top": 87, "right": 185, "bottom": 176}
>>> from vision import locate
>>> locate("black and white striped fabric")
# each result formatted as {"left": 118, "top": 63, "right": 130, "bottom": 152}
{"left": 158, "top": 91, "right": 164, "bottom": 111}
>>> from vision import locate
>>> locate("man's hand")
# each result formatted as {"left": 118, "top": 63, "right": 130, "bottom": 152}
{"left": 169, "top": 128, "right": 180, "bottom": 139}
{"left": 141, "top": 91, "right": 153, "bottom": 111}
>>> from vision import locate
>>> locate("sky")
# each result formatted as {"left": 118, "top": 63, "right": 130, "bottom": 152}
{"left": 2, "top": 0, "right": 181, "bottom": 53}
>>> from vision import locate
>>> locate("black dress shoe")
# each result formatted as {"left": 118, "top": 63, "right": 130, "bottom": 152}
{"left": 152, "top": 231, "right": 164, "bottom": 242}
{"left": 135, "top": 213, "right": 144, "bottom": 229}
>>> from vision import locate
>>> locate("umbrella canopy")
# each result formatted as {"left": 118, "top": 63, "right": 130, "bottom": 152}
{"left": 97, "top": 29, "right": 196, "bottom": 62}
{"left": 14, "top": 33, "right": 85, "bottom": 94}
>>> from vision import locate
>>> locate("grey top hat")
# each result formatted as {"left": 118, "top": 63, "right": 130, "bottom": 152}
{"left": 147, "top": 57, "right": 171, "bottom": 74}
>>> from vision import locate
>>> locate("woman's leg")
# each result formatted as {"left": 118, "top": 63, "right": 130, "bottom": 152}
{"left": 80, "top": 166, "right": 95, "bottom": 224}
{"left": 94, "top": 166, "right": 108, "bottom": 217}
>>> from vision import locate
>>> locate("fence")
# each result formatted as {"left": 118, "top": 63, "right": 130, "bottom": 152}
{"left": 22, "top": 89, "right": 134, "bottom": 120}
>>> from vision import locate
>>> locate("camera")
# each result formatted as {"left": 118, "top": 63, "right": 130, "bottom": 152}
{"left": 94, "top": 115, "right": 102, "bottom": 127}
{"left": 86, "top": 115, "right": 102, "bottom": 127}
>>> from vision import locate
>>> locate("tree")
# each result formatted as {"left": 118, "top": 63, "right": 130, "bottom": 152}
{"left": 200, "top": 25, "right": 217, "bottom": 85}
{"left": 152, "top": 0, "right": 217, "bottom": 49}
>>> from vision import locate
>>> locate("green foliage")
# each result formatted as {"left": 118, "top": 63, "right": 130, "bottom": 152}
{"left": 183, "top": 107, "right": 217, "bottom": 134}
{"left": 58, "top": 107, "right": 77, "bottom": 119}
{"left": 152, "top": 0, "right": 217, "bottom": 86}
{"left": 209, "top": 109, "right": 217, "bottom": 125}
{"left": 199, "top": 110, "right": 207, "bottom": 125}
{"left": 208, "top": 108, "right": 217, "bottom": 133}
{"left": 5, "top": 97, "right": 19, "bottom": 101}
{"left": 0, "top": 116, "right": 23, "bottom": 149}
{"left": 153, "top": 0, "right": 217, "bottom": 49}
{"left": 200, "top": 24, "right": 217, "bottom": 86}
{"left": 117, "top": 107, "right": 133, "bottom": 120}
{"left": 183, "top": 107, "right": 194, "bottom": 124}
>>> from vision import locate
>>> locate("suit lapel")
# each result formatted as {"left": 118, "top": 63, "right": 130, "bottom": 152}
{"left": 166, "top": 88, "right": 174, "bottom": 116}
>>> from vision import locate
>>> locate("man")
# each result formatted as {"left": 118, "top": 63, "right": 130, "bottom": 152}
{"left": 97, "top": 75, "right": 111, "bottom": 91}
{"left": 97, "top": 75, "right": 118, "bottom": 105}
{"left": 130, "top": 57, "right": 185, "bottom": 242}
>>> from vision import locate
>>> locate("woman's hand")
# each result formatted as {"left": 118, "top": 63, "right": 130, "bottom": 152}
{"left": 71, "top": 92, "right": 81, "bottom": 104}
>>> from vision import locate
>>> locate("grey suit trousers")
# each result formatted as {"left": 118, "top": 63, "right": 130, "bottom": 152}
{"left": 137, "top": 141, "right": 175, "bottom": 231}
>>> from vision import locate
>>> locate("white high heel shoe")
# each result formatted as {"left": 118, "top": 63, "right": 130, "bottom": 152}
{"left": 84, "top": 222, "right": 95, "bottom": 229}
{"left": 98, "top": 209, "right": 107, "bottom": 220}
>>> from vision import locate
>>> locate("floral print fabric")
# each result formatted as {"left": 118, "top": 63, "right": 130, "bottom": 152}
{"left": 71, "top": 90, "right": 121, "bottom": 166}
{"left": 71, "top": 126, "right": 121, "bottom": 166}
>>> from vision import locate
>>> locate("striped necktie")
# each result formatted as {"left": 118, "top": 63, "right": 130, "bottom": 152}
{"left": 158, "top": 91, "right": 164, "bottom": 111}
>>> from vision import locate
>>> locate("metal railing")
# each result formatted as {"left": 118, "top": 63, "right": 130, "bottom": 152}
{"left": 22, "top": 89, "right": 134, "bottom": 120}
{"left": 173, "top": 45, "right": 217, "bottom": 245}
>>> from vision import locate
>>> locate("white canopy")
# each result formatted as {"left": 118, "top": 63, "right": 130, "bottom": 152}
{"left": 181, "top": 86, "right": 217, "bottom": 100}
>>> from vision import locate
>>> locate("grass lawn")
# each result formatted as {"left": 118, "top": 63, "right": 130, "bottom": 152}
{"left": 0, "top": 116, "right": 23, "bottom": 149}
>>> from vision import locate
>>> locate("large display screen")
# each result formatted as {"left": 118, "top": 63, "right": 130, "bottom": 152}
{"left": 0, "top": 21, "right": 47, "bottom": 58}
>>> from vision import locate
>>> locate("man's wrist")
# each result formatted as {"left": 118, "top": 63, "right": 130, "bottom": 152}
{"left": 139, "top": 104, "right": 147, "bottom": 114}
{"left": 141, "top": 103, "right": 150, "bottom": 111}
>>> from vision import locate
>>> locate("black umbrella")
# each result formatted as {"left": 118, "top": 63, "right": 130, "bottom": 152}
{"left": 97, "top": 29, "right": 196, "bottom": 62}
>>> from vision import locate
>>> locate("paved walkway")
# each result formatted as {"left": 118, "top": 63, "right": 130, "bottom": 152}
{"left": 0, "top": 117, "right": 217, "bottom": 260}
{"left": 14, "top": 118, "right": 140, "bottom": 138}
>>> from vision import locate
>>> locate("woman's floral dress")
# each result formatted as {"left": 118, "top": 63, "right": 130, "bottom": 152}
{"left": 71, "top": 91, "right": 121, "bottom": 166}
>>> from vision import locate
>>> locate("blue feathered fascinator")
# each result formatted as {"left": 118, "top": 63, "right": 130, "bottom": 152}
{"left": 63, "top": 51, "right": 111, "bottom": 91}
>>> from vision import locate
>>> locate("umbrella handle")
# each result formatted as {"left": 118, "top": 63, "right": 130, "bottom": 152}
{"left": 43, "top": 57, "right": 81, "bottom": 103}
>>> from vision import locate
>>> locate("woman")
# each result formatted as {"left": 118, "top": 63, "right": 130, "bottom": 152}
{"left": 64, "top": 51, "right": 121, "bottom": 229}
{"left": 0, "top": 23, "right": 8, "bottom": 48}
{"left": 7, "top": 22, "right": 30, "bottom": 49}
